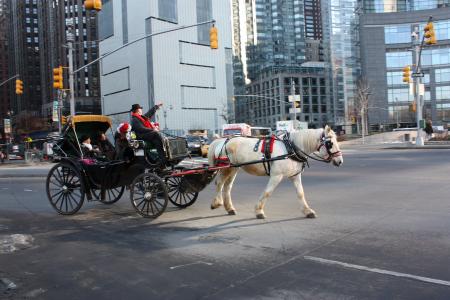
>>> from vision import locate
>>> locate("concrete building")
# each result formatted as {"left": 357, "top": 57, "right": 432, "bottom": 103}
{"left": 98, "top": 0, "right": 233, "bottom": 135}
{"left": 236, "top": 64, "right": 331, "bottom": 128}
{"left": 359, "top": 1, "right": 450, "bottom": 128}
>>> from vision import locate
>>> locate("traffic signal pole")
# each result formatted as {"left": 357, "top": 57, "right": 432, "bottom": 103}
{"left": 413, "top": 29, "right": 424, "bottom": 146}
{"left": 0, "top": 74, "right": 19, "bottom": 87}
{"left": 67, "top": 21, "right": 76, "bottom": 116}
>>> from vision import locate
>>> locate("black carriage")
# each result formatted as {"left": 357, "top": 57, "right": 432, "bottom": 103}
{"left": 46, "top": 115, "right": 217, "bottom": 218}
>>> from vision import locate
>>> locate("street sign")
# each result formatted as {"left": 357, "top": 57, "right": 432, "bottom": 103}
{"left": 4, "top": 119, "right": 11, "bottom": 133}
{"left": 288, "top": 95, "right": 301, "bottom": 102}
{"left": 411, "top": 73, "right": 425, "bottom": 78}
{"left": 52, "top": 100, "right": 59, "bottom": 122}
{"left": 289, "top": 108, "right": 302, "bottom": 114}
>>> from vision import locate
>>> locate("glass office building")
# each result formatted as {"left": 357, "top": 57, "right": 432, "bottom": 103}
{"left": 359, "top": 1, "right": 450, "bottom": 127}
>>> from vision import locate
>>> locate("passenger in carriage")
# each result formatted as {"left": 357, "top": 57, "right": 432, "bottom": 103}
{"left": 114, "top": 122, "right": 131, "bottom": 160}
{"left": 96, "top": 131, "right": 115, "bottom": 160}
{"left": 130, "top": 102, "right": 166, "bottom": 166}
{"left": 79, "top": 135, "right": 100, "bottom": 157}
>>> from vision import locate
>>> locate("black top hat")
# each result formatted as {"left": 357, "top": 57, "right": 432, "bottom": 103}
{"left": 131, "top": 104, "right": 143, "bottom": 112}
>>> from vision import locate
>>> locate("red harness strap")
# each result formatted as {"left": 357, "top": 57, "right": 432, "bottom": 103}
{"left": 260, "top": 135, "right": 276, "bottom": 154}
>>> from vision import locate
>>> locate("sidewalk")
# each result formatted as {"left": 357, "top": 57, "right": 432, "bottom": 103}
{"left": 0, "top": 161, "right": 53, "bottom": 178}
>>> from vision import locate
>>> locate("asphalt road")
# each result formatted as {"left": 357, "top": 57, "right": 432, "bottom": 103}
{"left": 0, "top": 148, "right": 449, "bottom": 299}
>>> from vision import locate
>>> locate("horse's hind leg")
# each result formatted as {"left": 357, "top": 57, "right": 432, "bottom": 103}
{"left": 211, "top": 169, "right": 232, "bottom": 210}
{"left": 290, "top": 174, "right": 316, "bottom": 218}
{"left": 255, "top": 175, "right": 283, "bottom": 219}
{"left": 222, "top": 168, "right": 238, "bottom": 215}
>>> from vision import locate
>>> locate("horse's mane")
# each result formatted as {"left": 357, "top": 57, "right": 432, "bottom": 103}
{"left": 289, "top": 128, "right": 324, "bottom": 154}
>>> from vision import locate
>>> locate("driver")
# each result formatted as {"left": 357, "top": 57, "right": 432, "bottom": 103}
{"left": 130, "top": 102, "right": 166, "bottom": 165}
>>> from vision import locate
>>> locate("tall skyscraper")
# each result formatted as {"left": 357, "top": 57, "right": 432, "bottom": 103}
{"left": 324, "top": 0, "right": 361, "bottom": 133}
{"left": 360, "top": 0, "right": 450, "bottom": 128}
{"left": 0, "top": 0, "right": 10, "bottom": 122}
{"left": 5, "top": 0, "right": 100, "bottom": 134}
{"left": 246, "top": 0, "right": 307, "bottom": 81}
{"left": 233, "top": 0, "right": 332, "bottom": 129}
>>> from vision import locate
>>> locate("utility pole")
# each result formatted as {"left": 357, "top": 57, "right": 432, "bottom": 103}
{"left": 67, "top": 20, "right": 76, "bottom": 116}
{"left": 412, "top": 25, "right": 424, "bottom": 146}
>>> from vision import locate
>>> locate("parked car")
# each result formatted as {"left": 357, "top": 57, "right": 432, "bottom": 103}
{"left": 8, "top": 144, "right": 25, "bottom": 160}
{"left": 186, "top": 135, "right": 203, "bottom": 156}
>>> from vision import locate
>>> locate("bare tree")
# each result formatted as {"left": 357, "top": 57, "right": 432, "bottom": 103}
{"left": 219, "top": 102, "right": 229, "bottom": 123}
{"left": 355, "top": 77, "right": 371, "bottom": 139}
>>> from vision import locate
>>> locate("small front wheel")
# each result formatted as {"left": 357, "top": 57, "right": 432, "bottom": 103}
{"left": 166, "top": 176, "right": 199, "bottom": 208}
{"left": 92, "top": 186, "right": 125, "bottom": 205}
{"left": 130, "top": 173, "right": 168, "bottom": 218}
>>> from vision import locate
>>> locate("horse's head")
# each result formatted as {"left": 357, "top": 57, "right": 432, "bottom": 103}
{"left": 317, "top": 125, "right": 343, "bottom": 167}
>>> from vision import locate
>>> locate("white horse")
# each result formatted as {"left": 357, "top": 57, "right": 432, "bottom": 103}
{"left": 207, "top": 126, "right": 343, "bottom": 219}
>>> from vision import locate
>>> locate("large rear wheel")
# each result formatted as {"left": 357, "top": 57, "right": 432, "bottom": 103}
{"left": 46, "top": 163, "right": 85, "bottom": 215}
{"left": 130, "top": 173, "right": 168, "bottom": 218}
{"left": 166, "top": 176, "right": 199, "bottom": 208}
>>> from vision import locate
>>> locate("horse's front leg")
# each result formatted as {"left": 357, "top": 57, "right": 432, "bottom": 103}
{"left": 255, "top": 175, "right": 283, "bottom": 219}
{"left": 290, "top": 174, "right": 316, "bottom": 218}
{"left": 222, "top": 168, "right": 238, "bottom": 215}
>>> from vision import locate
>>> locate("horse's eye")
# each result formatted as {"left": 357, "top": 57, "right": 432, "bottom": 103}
{"left": 326, "top": 141, "right": 333, "bottom": 148}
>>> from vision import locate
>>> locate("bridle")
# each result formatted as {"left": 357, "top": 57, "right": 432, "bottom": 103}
{"left": 316, "top": 132, "right": 342, "bottom": 163}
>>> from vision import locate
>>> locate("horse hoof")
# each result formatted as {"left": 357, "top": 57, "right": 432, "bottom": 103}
{"left": 256, "top": 214, "right": 265, "bottom": 219}
{"left": 306, "top": 213, "right": 316, "bottom": 219}
{"left": 211, "top": 205, "right": 217, "bottom": 210}
{"left": 228, "top": 210, "right": 236, "bottom": 215}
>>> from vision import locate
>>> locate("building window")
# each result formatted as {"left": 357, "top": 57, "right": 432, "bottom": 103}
{"left": 384, "top": 24, "right": 411, "bottom": 44}
{"left": 197, "top": 0, "right": 212, "bottom": 45}
{"left": 436, "top": 68, "right": 450, "bottom": 83}
{"left": 159, "top": 0, "right": 177, "bottom": 23}
{"left": 436, "top": 86, "right": 450, "bottom": 100}
{"left": 386, "top": 51, "right": 412, "bottom": 68}
{"left": 388, "top": 88, "right": 410, "bottom": 103}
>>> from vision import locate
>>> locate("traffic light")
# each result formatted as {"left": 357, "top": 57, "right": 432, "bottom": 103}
{"left": 402, "top": 65, "right": 411, "bottom": 83}
{"left": 15, "top": 79, "right": 23, "bottom": 95}
{"left": 53, "top": 66, "right": 63, "bottom": 89}
{"left": 424, "top": 22, "right": 437, "bottom": 45}
{"left": 210, "top": 25, "right": 218, "bottom": 49}
{"left": 84, "top": 0, "right": 102, "bottom": 11}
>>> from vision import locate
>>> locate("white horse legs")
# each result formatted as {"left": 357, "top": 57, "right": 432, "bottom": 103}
{"left": 290, "top": 174, "right": 316, "bottom": 218}
{"left": 211, "top": 168, "right": 234, "bottom": 210}
{"left": 255, "top": 175, "right": 283, "bottom": 219}
{"left": 222, "top": 168, "right": 238, "bottom": 214}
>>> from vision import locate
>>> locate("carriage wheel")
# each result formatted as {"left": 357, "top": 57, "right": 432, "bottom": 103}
{"left": 91, "top": 186, "right": 125, "bottom": 205}
{"left": 46, "top": 163, "right": 85, "bottom": 215}
{"left": 166, "top": 177, "right": 199, "bottom": 208}
{"left": 130, "top": 173, "right": 168, "bottom": 218}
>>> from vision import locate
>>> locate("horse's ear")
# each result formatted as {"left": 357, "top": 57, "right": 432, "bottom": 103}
{"left": 325, "top": 125, "right": 331, "bottom": 134}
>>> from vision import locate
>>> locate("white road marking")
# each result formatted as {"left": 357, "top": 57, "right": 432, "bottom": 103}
{"left": 304, "top": 256, "right": 450, "bottom": 287}
{"left": 24, "top": 189, "right": 33, "bottom": 192}
{"left": 170, "top": 261, "right": 213, "bottom": 270}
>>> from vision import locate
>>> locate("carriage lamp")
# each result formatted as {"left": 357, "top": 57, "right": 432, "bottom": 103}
{"left": 132, "top": 140, "right": 140, "bottom": 149}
